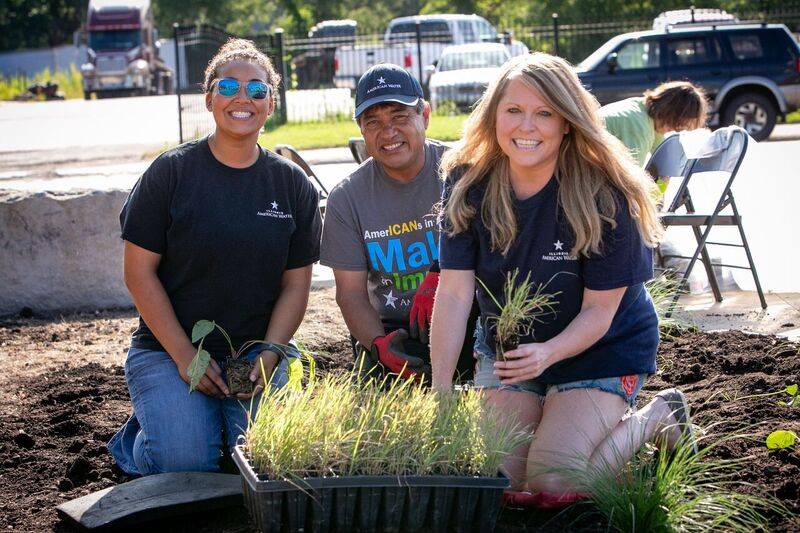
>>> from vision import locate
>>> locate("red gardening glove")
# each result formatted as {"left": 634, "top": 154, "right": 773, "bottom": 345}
{"left": 409, "top": 271, "right": 439, "bottom": 344}
{"left": 371, "top": 329, "right": 428, "bottom": 379}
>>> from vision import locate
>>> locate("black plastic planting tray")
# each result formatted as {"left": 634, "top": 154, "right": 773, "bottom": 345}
{"left": 232, "top": 446, "right": 509, "bottom": 532}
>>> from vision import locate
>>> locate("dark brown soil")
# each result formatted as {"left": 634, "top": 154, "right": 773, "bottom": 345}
{"left": 0, "top": 289, "right": 798, "bottom": 532}
{"left": 225, "top": 357, "right": 254, "bottom": 397}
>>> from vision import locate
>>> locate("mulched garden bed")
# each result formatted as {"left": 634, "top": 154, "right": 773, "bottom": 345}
{"left": 0, "top": 306, "right": 797, "bottom": 532}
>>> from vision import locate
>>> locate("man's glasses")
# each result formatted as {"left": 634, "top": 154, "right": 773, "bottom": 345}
{"left": 213, "top": 78, "right": 270, "bottom": 100}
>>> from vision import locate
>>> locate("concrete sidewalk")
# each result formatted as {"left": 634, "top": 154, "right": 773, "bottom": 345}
{"left": 672, "top": 291, "right": 800, "bottom": 341}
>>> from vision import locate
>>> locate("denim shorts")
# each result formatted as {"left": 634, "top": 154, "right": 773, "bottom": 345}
{"left": 472, "top": 322, "right": 646, "bottom": 407}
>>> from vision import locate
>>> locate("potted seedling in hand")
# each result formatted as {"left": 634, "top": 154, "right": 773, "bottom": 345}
{"left": 477, "top": 269, "right": 559, "bottom": 361}
{"left": 187, "top": 319, "right": 294, "bottom": 397}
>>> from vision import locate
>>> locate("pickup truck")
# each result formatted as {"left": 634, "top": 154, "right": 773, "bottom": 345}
{"left": 333, "top": 14, "right": 527, "bottom": 90}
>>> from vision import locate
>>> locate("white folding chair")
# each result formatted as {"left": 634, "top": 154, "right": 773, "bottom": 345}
{"left": 646, "top": 126, "right": 767, "bottom": 316}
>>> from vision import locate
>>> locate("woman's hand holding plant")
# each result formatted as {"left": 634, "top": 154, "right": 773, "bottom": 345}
{"left": 494, "top": 342, "right": 558, "bottom": 384}
{"left": 175, "top": 347, "right": 230, "bottom": 399}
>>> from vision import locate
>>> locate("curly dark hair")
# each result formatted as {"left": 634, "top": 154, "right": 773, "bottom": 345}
{"left": 202, "top": 38, "right": 280, "bottom": 98}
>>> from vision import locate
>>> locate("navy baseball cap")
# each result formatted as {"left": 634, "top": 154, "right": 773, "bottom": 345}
{"left": 354, "top": 63, "right": 424, "bottom": 119}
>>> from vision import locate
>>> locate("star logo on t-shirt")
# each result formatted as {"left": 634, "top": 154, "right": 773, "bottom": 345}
{"left": 271, "top": 201, "right": 279, "bottom": 210}
{"left": 377, "top": 76, "right": 386, "bottom": 84}
{"left": 383, "top": 290, "right": 398, "bottom": 309}
{"left": 554, "top": 240, "right": 564, "bottom": 251}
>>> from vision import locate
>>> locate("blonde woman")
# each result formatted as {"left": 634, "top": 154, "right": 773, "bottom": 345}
{"left": 430, "top": 53, "right": 695, "bottom": 507}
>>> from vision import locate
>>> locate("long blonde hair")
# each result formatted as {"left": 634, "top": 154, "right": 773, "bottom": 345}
{"left": 442, "top": 53, "right": 663, "bottom": 257}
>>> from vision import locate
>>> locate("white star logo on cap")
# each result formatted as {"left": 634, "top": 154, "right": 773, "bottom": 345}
{"left": 377, "top": 76, "right": 386, "bottom": 84}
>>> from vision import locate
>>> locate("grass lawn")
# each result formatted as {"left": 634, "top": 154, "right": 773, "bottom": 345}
{"left": 787, "top": 110, "right": 800, "bottom": 124}
{"left": 258, "top": 113, "right": 469, "bottom": 151}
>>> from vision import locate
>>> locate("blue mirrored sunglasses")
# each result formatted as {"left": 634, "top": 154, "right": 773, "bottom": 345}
{"left": 213, "top": 78, "right": 270, "bottom": 100}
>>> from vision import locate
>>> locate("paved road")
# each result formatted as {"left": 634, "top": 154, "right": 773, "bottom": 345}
{"left": 0, "top": 90, "right": 354, "bottom": 155}
{"left": 3, "top": 95, "right": 800, "bottom": 155}
{"left": 0, "top": 96, "right": 180, "bottom": 153}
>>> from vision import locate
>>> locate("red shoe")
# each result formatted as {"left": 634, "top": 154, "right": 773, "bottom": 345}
{"left": 503, "top": 490, "right": 590, "bottom": 509}
{"left": 502, "top": 490, "right": 538, "bottom": 508}
{"left": 531, "top": 491, "right": 590, "bottom": 509}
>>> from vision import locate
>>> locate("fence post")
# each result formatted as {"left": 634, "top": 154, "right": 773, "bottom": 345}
{"left": 415, "top": 19, "right": 424, "bottom": 93}
{"left": 173, "top": 23, "right": 183, "bottom": 144}
{"left": 552, "top": 13, "right": 559, "bottom": 57}
{"left": 274, "top": 28, "right": 288, "bottom": 125}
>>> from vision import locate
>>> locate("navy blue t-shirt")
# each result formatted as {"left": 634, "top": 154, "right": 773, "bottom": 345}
{"left": 120, "top": 138, "right": 322, "bottom": 359}
{"left": 439, "top": 173, "right": 659, "bottom": 383}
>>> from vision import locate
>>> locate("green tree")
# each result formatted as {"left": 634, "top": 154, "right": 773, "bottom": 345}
{"left": 0, "top": 0, "right": 87, "bottom": 51}
{"left": 1, "top": 0, "right": 789, "bottom": 51}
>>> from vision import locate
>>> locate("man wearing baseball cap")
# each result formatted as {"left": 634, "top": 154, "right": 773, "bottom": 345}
{"left": 320, "top": 63, "right": 476, "bottom": 383}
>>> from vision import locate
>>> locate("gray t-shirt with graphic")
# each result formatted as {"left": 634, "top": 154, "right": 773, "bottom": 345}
{"left": 321, "top": 140, "right": 447, "bottom": 324}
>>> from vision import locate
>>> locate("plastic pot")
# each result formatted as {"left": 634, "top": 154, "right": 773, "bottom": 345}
{"left": 233, "top": 445, "right": 508, "bottom": 532}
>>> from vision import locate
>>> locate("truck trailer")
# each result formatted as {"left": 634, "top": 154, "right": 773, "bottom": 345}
{"left": 80, "top": 0, "right": 172, "bottom": 99}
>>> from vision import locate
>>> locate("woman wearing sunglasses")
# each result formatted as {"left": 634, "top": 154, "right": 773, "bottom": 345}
{"left": 109, "top": 38, "right": 322, "bottom": 475}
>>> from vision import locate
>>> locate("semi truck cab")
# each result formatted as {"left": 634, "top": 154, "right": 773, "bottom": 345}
{"left": 80, "top": 0, "right": 171, "bottom": 99}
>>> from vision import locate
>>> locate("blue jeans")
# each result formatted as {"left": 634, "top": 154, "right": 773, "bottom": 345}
{"left": 108, "top": 345, "right": 292, "bottom": 475}
{"left": 472, "top": 322, "right": 646, "bottom": 407}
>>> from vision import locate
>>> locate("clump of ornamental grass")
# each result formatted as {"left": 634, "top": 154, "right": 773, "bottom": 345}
{"left": 245, "top": 371, "right": 530, "bottom": 480}
{"left": 570, "top": 426, "right": 790, "bottom": 532}
{"left": 646, "top": 274, "right": 692, "bottom": 337}
{"left": 477, "top": 269, "right": 559, "bottom": 361}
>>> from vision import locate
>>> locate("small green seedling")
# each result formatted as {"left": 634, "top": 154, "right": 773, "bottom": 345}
{"left": 476, "top": 269, "right": 559, "bottom": 361}
{"left": 766, "top": 430, "right": 798, "bottom": 450}
{"left": 777, "top": 384, "right": 799, "bottom": 408}
{"left": 737, "top": 383, "right": 798, "bottom": 407}
{"left": 188, "top": 319, "right": 298, "bottom": 395}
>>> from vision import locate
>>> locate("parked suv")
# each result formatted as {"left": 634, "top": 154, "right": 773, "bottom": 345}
{"left": 291, "top": 20, "right": 356, "bottom": 89}
{"left": 576, "top": 23, "right": 800, "bottom": 141}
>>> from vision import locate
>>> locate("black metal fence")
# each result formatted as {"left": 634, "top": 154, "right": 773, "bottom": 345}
{"left": 279, "top": 5, "right": 800, "bottom": 92}
{"left": 175, "top": 6, "right": 800, "bottom": 141}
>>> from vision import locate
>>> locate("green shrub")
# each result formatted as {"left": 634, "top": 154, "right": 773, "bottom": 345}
{"left": 432, "top": 100, "right": 460, "bottom": 117}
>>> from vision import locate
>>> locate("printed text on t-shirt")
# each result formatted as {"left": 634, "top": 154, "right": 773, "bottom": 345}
{"left": 257, "top": 201, "right": 293, "bottom": 219}
{"left": 541, "top": 240, "right": 577, "bottom": 261}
